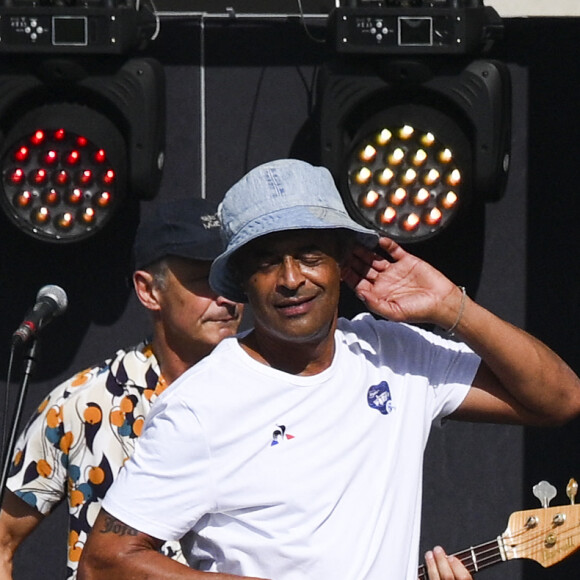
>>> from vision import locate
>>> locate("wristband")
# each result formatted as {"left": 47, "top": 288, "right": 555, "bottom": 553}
{"left": 446, "top": 285, "right": 466, "bottom": 336}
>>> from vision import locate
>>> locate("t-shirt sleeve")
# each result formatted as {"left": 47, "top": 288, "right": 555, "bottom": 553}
{"left": 413, "top": 327, "right": 480, "bottom": 425}
{"left": 102, "top": 391, "right": 214, "bottom": 542}
{"left": 430, "top": 349, "right": 479, "bottom": 425}
{"left": 340, "top": 315, "right": 480, "bottom": 426}
{"left": 6, "top": 383, "right": 71, "bottom": 515}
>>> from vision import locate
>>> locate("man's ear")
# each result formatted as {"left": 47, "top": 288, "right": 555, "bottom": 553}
{"left": 133, "top": 270, "right": 161, "bottom": 312}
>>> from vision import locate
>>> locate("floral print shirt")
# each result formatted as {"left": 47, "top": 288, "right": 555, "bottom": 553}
{"left": 7, "top": 341, "right": 186, "bottom": 578}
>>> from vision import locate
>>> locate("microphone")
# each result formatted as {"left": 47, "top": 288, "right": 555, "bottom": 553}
{"left": 12, "top": 285, "right": 68, "bottom": 346}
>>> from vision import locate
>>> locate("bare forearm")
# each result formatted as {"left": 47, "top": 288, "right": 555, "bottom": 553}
{"left": 451, "top": 293, "right": 580, "bottom": 425}
{"left": 0, "top": 491, "right": 45, "bottom": 580}
{"left": 0, "top": 533, "right": 15, "bottom": 580}
{"left": 79, "top": 547, "right": 257, "bottom": 580}
{"left": 0, "top": 553, "right": 13, "bottom": 580}
{"left": 79, "top": 511, "right": 267, "bottom": 580}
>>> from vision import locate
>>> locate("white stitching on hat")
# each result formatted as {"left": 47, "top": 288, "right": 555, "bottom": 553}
{"left": 265, "top": 167, "right": 285, "bottom": 196}
{"left": 201, "top": 212, "right": 220, "bottom": 229}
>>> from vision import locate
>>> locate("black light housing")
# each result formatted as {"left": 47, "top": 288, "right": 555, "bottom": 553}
{"left": 318, "top": 56, "right": 511, "bottom": 243}
{"left": 0, "top": 57, "right": 165, "bottom": 243}
{"left": 329, "top": 1, "right": 504, "bottom": 56}
{"left": 0, "top": 1, "right": 157, "bottom": 55}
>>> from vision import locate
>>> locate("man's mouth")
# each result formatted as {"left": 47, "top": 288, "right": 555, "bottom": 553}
{"left": 275, "top": 296, "right": 315, "bottom": 316}
{"left": 210, "top": 306, "right": 241, "bottom": 323}
{"left": 212, "top": 316, "right": 238, "bottom": 323}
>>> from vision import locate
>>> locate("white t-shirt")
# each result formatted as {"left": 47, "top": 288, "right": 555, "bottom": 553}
{"left": 103, "top": 314, "right": 480, "bottom": 580}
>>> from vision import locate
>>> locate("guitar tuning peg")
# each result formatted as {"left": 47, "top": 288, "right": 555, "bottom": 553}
{"left": 533, "top": 480, "right": 557, "bottom": 508}
{"left": 566, "top": 478, "right": 578, "bottom": 505}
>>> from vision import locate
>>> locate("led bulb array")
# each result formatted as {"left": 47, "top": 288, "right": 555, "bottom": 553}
{"left": 2, "top": 128, "right": 117, "bottom": 242}
{"left": 346, "top": 124, "right": 462, "bottom": 241}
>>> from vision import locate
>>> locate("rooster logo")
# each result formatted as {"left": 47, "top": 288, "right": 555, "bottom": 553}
{"left": 271, "top": 424, "right": 295, "bottom": 446}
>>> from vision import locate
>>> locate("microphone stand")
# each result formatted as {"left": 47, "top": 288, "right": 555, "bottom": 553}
{"left": 0, "top": 338, "right": 39, "bottom": 507}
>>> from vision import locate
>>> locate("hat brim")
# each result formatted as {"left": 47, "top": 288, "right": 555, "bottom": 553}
{"left": 134, "top": 237, "right": 223, "bottom": 270}
{"left": 209, "top": 205, "right": 379, "bottom": 303}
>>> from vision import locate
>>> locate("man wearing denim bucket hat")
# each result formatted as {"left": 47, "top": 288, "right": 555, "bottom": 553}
{"left": 81, "top": 160, "right": 580, "bottom": 580}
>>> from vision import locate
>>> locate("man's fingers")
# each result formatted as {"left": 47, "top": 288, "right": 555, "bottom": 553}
{"left": 447, "top": 555, "right": 473, "bottom": 580}
{"left": 424, "top": 546, "right": 473, "bottom": 580}
{"left": 424, "top": 550, "right": 441, "bottom": 580}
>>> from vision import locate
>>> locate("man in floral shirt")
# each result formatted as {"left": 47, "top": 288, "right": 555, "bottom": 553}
{"left": 0, "top": 197, "right": 243, "bottom": 579}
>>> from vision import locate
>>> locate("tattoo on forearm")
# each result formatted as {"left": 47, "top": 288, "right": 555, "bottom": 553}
{"left": 101, "top": 515, "right": 139, "bottom": 537}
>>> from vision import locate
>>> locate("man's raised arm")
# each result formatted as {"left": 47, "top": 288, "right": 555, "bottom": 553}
{"left": 342, "top": 236, "right": 580, "bottom": 426}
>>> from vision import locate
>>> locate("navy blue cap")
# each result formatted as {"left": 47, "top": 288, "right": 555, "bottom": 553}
{"left": 133, "top": 197, "right": 223, "bottom": 270}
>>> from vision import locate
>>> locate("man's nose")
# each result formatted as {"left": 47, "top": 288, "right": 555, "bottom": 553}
{"left": 215, "top": 295, "right": 241, "bottom": 315}
{"left": 278, "top": 256, "right": 304, "bottom": 290}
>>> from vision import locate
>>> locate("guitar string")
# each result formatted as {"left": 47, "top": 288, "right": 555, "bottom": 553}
{"left": 417, "top": 540, "right": 502, "bottom": 577}
{"left": 469, "top": 520, "right": 580, "bottom": 569}
{"left": 417, "top": 540, "right": 501, "bottom": 578}
{"left": 504, "top": 519, "right": 580, "bottom": 558}
{"left": 453, "top": 541, "right": 503, "bottom": 572}
{"left": 417, "top": 518, "right": 580, "bottom": 577}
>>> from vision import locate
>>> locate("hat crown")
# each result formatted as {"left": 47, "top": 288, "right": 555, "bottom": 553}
{"left": 219, "top": 159, "right": 352, "bottom": 244}
{"left": 133, "top": 197, "right": 223, "bottom": 270}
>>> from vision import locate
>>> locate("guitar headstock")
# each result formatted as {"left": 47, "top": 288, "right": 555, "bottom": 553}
{"left": 502, "top": 479, "right": 580, "bottom": 568}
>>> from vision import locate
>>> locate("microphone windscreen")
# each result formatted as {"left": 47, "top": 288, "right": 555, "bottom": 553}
{"left": 37, "top": 285, "right": 68, "bottom": 315}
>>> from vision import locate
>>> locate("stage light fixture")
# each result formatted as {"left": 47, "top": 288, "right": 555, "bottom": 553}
{"left": 319, "top": 53, "right": 510, "bottom": 244}
{"left": 0, "top": 0, "right": 157, "bottom": 55}
{"left": 342, "top": 101, "right": 473, "bottom": 242}
{"left": 0, "top": 57, "right": 165, "bottom": 243}
{"left": 330, "top": 0, "right": 503, "bottom": 56}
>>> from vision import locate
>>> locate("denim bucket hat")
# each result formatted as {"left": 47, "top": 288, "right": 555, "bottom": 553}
{"left": 209, "top": 159, "right": 379, "bottom": 303}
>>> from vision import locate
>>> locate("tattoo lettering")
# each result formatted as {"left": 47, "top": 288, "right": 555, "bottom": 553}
{"left": 101, "top": 515, "right": 139, "bottom": 537}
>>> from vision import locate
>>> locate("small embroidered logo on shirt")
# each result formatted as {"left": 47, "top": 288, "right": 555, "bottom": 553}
{"left": 271, "top": 424, "right": 294, "bottom": 446}
{"left": 367, "top": 381, "right": 395, "bottom": 415}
